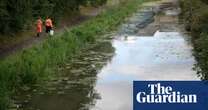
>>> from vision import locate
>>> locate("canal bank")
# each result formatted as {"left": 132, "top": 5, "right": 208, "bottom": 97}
{"left": 180, "top": 0, "right": 208, "bottom": 80}
{"left": 0, "top": 0, "right": 155, "bottom": 109}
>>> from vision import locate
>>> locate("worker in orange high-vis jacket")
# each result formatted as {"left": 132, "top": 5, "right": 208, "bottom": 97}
{"left": 45, "top": 16, "right": 53, "bottom": 33}
{"left": 36, "top": 17, "right": 43, "bottom": 37}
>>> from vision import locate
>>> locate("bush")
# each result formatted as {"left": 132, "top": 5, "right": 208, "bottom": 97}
{"left": 0, "top": 0, "right": 107, "bottom": 35}
{"left": 180, "top": 0, "right": 208, "bottom": 80}
{"left": 194, "top": 34, "right": 208, "bottom": 80}
{"left": 191, "top": 7, "right": 208, "bottom": 38}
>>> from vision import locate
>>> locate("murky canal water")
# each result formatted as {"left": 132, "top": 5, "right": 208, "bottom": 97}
{"left": 91, "top": 1, "right": 199, "bottom": 109}
{"left": 13, "top": 0, "right": 199, "bottom": 110}
{"left": 13, "top": 41, "right": 115, "bottom": 110}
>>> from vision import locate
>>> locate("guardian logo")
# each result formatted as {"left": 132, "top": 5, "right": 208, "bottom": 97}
{"left": 133, "top": 81, "right": 208, "bottom": 110}
{"left": 137, "top": 83, "right": 197, "bottom": 104}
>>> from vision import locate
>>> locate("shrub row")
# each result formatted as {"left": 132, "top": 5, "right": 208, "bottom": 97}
{"left": 180, "top": 0, "right": 208, "bottom": 80}
{"left": 0, "top": 0, "right": 107, "bottom": 35}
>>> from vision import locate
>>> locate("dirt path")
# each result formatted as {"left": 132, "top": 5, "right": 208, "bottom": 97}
{"left": 0, "top": 7, "right": 104, "bottom": 59}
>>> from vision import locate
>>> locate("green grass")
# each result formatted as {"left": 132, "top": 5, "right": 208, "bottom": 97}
{"left": 0, "top": 0, "right": 151, "bottom": 109}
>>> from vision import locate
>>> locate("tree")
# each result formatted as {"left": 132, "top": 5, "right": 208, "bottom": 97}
{"left": 0, "top": 0, "right": 107, "bottom": 35}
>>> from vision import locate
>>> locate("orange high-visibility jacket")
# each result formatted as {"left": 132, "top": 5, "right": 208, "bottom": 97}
{"left": 37, "top": 19, "right": 43, "bottom": 33}
{"left": 45, "top": 18, "right": 53, "bottom": 27}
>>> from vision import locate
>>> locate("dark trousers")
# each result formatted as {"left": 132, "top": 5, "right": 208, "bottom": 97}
{"left": 37, "top": 32, "right": 41, "bottom": 37}
{"left": 46, "top": 26, "right": 52, "bottom": 33}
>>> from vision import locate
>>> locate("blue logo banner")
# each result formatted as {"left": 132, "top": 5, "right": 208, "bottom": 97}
{"left": 133, "top": 81, "right": 208, "bottom": 110}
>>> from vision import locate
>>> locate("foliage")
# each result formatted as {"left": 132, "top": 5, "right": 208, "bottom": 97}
{"left": 0, "top": 0, "right": 149, "bottom": 109}
{"left": 194, "top": 34, "right": 208, "bottom": 80}
{"left": 0, "top": 0, "right": 107, "bottom": 34}
{"left": 180, "top": 0, "right": 208, "bottom": 80}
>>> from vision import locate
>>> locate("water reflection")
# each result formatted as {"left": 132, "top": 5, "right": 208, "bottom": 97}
{"left": 92, "top": 32, "right": 199, "bottom": 110}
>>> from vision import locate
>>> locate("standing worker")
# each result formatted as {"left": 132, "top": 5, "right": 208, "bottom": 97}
{"left": 36, "top": 17, "right": 43, "bottom": 37}
{"left": 45, "top": 16, "right": 53, "bottom": 34}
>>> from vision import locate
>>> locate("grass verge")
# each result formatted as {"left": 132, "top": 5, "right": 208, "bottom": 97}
{"left": 0, "top": 0, "right": 151, "bottom": 109}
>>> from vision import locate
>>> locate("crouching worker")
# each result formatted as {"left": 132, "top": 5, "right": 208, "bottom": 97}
{"left": 45, "top": 16, "right": 54, "bottom": 36}
{"left": 36, "top": 17, "right": 43, "bottom": 37}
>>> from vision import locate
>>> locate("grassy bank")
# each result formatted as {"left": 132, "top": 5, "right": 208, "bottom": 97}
{"left": 180, "top": 0, "right": 208, "bottom": 80}
{"left": 0, "top": 0, "right": 150, "bottom": 109}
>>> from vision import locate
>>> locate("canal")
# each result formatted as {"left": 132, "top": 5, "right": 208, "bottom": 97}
{"left": 13, "top": 0, "right": 199, "bottom": 110}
